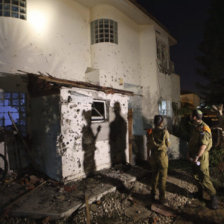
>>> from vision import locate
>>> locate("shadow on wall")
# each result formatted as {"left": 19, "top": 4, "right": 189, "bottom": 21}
{"left": 109, "top": 102, "right": 127, "bottom": 166}
{"left": 82, "top": 110, "right": 101, "bottom": 177}
{"left": 132, "top": 135, "right": 145, "bottom": 163}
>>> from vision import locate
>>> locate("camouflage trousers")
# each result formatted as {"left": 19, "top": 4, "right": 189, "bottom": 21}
{"left": 150, "top": 150, "right": 168, "bottom": 200}
{"left": 193, "top": 151, "right": 216, "bottom": 196}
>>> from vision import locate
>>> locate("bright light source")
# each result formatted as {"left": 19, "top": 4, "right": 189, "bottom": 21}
{"left": 29, "top": 10, "right": 47, "bottom": 33}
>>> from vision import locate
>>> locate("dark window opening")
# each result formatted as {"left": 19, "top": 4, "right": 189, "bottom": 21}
{"left": 91, "top": 100, "right": 108, "bottom": 122}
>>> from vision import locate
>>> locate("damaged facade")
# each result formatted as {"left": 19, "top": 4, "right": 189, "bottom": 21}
{"left": 0, "top": 0, "right": 180, "bottom": 181}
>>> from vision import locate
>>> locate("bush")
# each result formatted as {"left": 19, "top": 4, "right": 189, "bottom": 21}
{"left": 210, "top": 146, "right": 224, "bottom": 168}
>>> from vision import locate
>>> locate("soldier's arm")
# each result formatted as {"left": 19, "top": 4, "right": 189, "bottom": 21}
{"left": 146, "top": 129, "right": 153, "bottom": 160}
{"left": 165, "top": 130, "right": 171, "bottom": 148}
{"left": 147, "top": 147, "right": 151, "bottom": 160}
{"left": 194, "top": 144, "right": 206, "bottom": 162}
{"left": 194, "top": 130, "right": 210, "bottom": 162}
{"left": 146, "top": 135, "right": 151, "bottom": 160}
{"left": 146, "top": 138, "right": 151, "bottom": 160}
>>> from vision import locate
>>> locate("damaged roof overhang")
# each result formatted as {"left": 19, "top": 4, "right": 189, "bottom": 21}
{"left": 27, "top": 73, "right": 133, "bottom": 97}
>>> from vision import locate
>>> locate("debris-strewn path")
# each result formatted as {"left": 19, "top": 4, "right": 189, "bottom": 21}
{"left": 0, "top": 160, "right": 224, "bottom": 224}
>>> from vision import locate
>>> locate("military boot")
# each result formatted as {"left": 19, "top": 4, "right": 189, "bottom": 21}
{"left": 150, "top": 193, "right": 156, "bottom": 201}
{"left": 192, "top": 191, "right": 203, "bottom": 200}
{"left": 211, "top": 195, "right": 218, "bottom": 210}
{"left": 159, "top": 193, "right": 168, "bottom": 205}
{"left": 159, "top": 197, "right": 168, "bottom": 205}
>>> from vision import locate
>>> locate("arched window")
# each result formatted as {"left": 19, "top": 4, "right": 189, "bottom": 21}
{"left": 0, "top": 0, "right": 26, "bottom": 20}
{"left": 91, "top": 19, "right": 118, "bottom": 44}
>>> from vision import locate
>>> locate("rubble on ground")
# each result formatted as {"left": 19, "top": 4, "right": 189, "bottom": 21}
{"left": 0, "top": 161, "right": 224, "bottom": 224}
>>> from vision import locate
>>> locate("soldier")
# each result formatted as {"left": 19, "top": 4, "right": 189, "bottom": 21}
{"left": 188, "top": 109, "right": 218, "bottom": 209}
{"left": 147, "top": 115, "right": 170, "bottom": 204}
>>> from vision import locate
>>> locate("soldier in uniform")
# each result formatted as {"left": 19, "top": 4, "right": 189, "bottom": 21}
{"left": 147, "top": 115, "right": 170, "bottom": 204}
{"left": 188, "top": 109, "right": 218, "bottom": 209}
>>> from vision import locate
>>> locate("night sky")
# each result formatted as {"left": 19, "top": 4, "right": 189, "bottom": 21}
{"left": 137, "top": 0, "right": 210, "bottom": 94}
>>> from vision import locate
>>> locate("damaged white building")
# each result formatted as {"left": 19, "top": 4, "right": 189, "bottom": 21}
{"left": 0, "top": 0, "right": 180, "bottom": 181}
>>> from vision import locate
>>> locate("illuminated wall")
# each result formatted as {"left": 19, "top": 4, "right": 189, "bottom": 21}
{"left": 0, "top": 0, "right": 180, "bottom": 177}
{"left": 0, "top": 0, "right": 90, "bottom": 80}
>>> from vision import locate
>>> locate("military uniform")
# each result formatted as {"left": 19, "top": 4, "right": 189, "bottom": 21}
{"left": 147, "top": 127, "right": 170, "bottom": 201}
{"left": 189, "top": 121, "right": 216, "bottom": 196}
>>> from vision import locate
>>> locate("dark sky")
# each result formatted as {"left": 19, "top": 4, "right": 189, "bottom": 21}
{"left": 137, "top": 0, "right": 211, "bottom": 94}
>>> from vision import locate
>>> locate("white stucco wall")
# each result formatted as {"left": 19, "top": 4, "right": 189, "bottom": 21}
{"left": 90, "top": 4, "right": 141, "bottom": 89}
{"left": 0, "top": 0, "right": 143, "bottom": 90}
{"left": 0, "top": 0, "right": 181, "bottom": 179}
{"left": 158, "top": 73, "right": 180, "bottom": 104}
{"left": 171, "top": 74, "right": 181, "bottom": 103}
{"left": 0, "top": 0, "right": 90, "bottom": 81}
{"left": 0, "top": 0, "right": 178, "bottom": 116}
{"left": 139, "top": 25, "right": 160, "bottom": 123}
{"left": 59, "top": 87, "right": 129, "bottom": 181}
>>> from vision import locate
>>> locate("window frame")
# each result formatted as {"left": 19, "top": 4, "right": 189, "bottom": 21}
{"left": 159, "top": 100, "right": 172, "bottom": 117}
{"left": 91, "top": 18, "right": 118, "bottom": 45}
{"left": 156, "top": 37, "right": 169, "bottom": 74}
{"left": 0, "top": 0, "right": 26, "bottom": 20}
{"left": 0, "top": 91, "right": 27, "bottom": 136}
{"left": 91, "top": 99, "right": 108, "bottom": 122}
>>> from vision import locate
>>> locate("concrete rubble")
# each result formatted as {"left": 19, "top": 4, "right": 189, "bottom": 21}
{"left": 0, "top": 161, "right": 224, "bottom": 224}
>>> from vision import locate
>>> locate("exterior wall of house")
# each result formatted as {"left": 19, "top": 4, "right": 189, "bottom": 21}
{"left": 158, "top": 73, "right": 180, "bottom": 104}
{"left": 0, "top": 0, "right": 175, "bottom": 121}
{"left": 0, "top": 0, "right": 143, "bottom": 89}
{"left": 139, "top": 25, "right": 159, "bottom": 124}
{"left": 59, "top": 87, "right": 129, "bottom": 181}
{"left": 30, "top": 94, "right": 62, "bottom": 180}
{"left": 0, "top": 74, "right": 29, "bottom": 171}
{"left": 90, "top": 4, "right": 141, "bottom": 89}
{"left": 0, "top": 0, "right": 180, "bottom": 179}
{"left": 0, "top": 0, "right": 90, "bottom": 81}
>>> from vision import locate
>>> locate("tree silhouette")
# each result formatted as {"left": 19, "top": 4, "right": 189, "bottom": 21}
{"left": 197, "top": 0, "right": 224, "bottom": 104}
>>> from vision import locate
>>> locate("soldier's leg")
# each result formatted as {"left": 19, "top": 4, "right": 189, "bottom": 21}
{"left": 192, "top": 165, "right": 203, "bottom": 199}
{"left": 199, "top": 152, "right": 216, "bottom": 196}
{"left": 199, "top": 168, "right": 216, "bottom": 196}
{"left": 158, "top": 152, "right": 168, "bottom": 201}
{"left": 199, "top": 167, "right": 218, "bottom": 209}
{"left": 151, "top": 166, "right": 159, "bottom": 198}
{"left": 158, "top": 167, "right": 168, "bottom": 200}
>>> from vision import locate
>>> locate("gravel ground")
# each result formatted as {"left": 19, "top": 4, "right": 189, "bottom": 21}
{"left": 0, "top": 162, "right": 200, "bottom": 224}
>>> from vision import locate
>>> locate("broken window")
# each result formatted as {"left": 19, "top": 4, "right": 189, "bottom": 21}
{"left": 0, "top": 0, "right": 26, "bottom": 20}
{"left": 91, "top": 100, "right": 108, "bottom": 122}
{"left": 91, "top": 19, "right": 118, "bottom": 44}
{"left": 0, "top": 92, "right": 27, "bottom": 135}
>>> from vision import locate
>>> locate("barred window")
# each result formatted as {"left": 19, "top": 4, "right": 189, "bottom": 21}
{"left": 0, "top": 92, "right": 27, "bottom": 136}
{"left": 0, "top": 0, "right": 26, "bottom": 20}
{"left": 91, "top": 19, "right": 118, "bottom": 44}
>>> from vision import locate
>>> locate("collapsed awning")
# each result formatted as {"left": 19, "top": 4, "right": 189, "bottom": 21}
{"left": 26, "top": 72, "right": 133, "bottom": 97}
